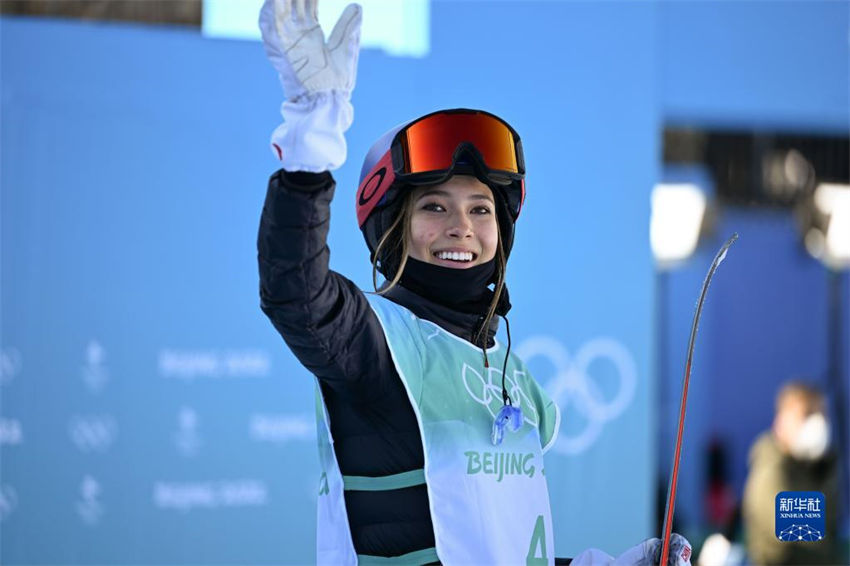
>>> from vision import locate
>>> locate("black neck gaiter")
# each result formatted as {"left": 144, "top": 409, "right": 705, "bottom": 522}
{"left": 398, "top": 257, "right": 496, "bottom": 315}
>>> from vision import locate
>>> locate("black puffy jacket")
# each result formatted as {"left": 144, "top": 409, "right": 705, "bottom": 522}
{"left": 257, "top": 169, "right": 499, "bottom": 559}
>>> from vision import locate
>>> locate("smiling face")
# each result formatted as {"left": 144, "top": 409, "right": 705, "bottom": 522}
{"left": 407, "top": 175, "right": 499, "bottom": 269}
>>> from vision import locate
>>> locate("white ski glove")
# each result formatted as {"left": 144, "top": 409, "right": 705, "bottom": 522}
{"left": 258, "top": 0, "right": 362, "bottom": 171}
{"left": 571, "top": 534, "right": 692, "bottom": 566}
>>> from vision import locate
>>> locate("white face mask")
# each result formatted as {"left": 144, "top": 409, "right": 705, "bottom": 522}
{"left": 790, "top": 413, "right": 830, "bottom": 461}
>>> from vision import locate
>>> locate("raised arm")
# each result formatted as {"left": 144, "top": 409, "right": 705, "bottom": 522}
{"left": 257, "top": 169, "right": 391, "bottom": 393}
{"left": 257, "top": 0, "right": 392, "bottom": 394}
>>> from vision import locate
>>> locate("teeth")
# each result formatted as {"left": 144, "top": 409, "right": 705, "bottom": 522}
{"left": 436, "top": 251, "right": 473, "bottom": 262}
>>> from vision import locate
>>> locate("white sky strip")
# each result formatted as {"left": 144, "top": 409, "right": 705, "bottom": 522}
{"left": 202, "top": 0, "right": 430, "bottom": 57}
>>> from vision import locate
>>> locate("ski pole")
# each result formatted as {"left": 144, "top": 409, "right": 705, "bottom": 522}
{"left": 659, "top": 233, "right": 738, "bottom": 566}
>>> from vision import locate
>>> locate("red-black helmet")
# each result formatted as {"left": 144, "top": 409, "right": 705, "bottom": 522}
{"left": 356, "top": 108, "right": 526, "bottom": 276}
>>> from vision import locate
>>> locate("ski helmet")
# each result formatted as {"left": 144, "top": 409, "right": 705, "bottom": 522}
{"left": 356, "top": 108, "right": 526, "bottom": 276}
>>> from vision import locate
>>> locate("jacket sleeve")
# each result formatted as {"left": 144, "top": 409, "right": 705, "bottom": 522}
{"left": 257, "top": 168, "right": 394, "bottom": 397}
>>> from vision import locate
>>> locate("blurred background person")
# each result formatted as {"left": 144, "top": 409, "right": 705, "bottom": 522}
{"left": 741, "top": 381, "right": 841, "bottom": 565}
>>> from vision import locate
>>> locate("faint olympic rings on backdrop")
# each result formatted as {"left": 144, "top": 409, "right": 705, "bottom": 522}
{"left": 516, "top": 336, "right": 637, "bottom": 455}
{"left": 461, "top": 364, "right": 540, "bottom": 428}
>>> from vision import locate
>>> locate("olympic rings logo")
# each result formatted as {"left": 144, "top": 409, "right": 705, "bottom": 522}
{"left": 516, "top": 336, "right": 637, "bottom": 455}
{"left": 461, "top": 363, "right": 539, "bottom": 428}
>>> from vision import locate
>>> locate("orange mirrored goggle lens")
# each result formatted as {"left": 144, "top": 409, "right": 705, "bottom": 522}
{"left": 402, "top": 113, "right": 519, "bottom": 174}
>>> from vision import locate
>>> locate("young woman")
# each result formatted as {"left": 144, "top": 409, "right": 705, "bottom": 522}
{"left": 257, "top": 1, "right": 692, "bottom": 564}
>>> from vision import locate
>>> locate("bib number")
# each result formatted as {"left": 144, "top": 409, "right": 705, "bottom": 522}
{"left": 526, "top": 514, "right": 548, "bottom": 566}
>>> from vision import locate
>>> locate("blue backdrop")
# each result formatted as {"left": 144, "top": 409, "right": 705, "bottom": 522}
{"left": 1, "top": 1, "right": 847, "bottom": 565}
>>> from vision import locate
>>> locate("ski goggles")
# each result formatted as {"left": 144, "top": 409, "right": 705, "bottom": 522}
{"left": 356, "top": 109, "right": 525, "bottom": 227}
